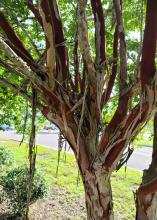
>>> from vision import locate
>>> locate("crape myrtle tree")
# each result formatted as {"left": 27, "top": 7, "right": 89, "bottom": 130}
{"left": 0, "top": 0, "right": 157, "bottom": 219}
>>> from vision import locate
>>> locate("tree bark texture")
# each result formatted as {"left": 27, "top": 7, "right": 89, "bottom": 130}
{"left": 81, "top": 167, "right": 113, "bottom": 220}
{"left": 136, "top": 113, "right": 157, "bottom": 220}
{"left": 0, "top": 1, "right": 157, "bottom": 220}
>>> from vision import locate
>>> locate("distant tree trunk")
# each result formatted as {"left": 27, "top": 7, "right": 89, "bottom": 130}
{"left": 136, "top": 113, "right": 157, "bottom": 220}
{"left": 81, "top": 167, "right": 113, "bottom": 220}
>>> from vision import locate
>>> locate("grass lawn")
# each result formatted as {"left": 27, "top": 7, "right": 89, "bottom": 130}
{"left": 0, "top": 138, "right": 142, "bottom": 220}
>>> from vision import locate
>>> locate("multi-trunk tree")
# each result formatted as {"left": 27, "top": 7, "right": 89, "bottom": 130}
{"left": 0, "top": 0, "right": 157, "bottom": 219}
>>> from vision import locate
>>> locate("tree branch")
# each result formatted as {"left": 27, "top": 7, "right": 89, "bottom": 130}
{"left": 40, "top": 0, "right": 70, "bottom": 88}
{"left": 140, "top": 0, "right": 157, "bottom": 88}
{"left": 0, "top": 76, "right": 31, "bottom": 103}
{"left": 99, "top": 1, "right": 130, "bottom": 153}
{"left": 113, "top": 0, "right": 127, "bottom": 91}
{"left": 0, "top": 37, "right": 44, "bottom": 92}
{"left": 1, "top": 2, "right": 41, "bottom": 57}
{"left": 47, "top": 0, "right": 70, "bottom": 82}
{"left": 39, "top": 0, "right": 56, "bottom": 89}
{"left": 101, "top": 25, "right": 118, "bottom": 108}
{"left": 77, "top": 0, "right": 95, "bottom": 79}
{"left": 0, "top": 58, "right": 24, "bottom": 78}
{"left": 73, "top": 34, "right": 79, "bottom": 92}
{"left": 27, "top": 0, "right": 43, "bottom": 27}
{"left": 91, "top": 0, "right": 106, "bottom": 64}
{"left": 137, "top": 177, "right": 157, "bottom": 196}
{"left": 0, "top": 12, "right": 36, "bottom": 68}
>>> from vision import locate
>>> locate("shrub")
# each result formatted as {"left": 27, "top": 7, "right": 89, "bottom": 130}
{"left": 0, "top": 146, "right": 13, "bottom": 166}
{"left": 0, "top": 166, "right": 47, "bottom": 218}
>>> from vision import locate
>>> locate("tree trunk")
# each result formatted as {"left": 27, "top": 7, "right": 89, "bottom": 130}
{"left": 136, "top": 193, "right": 157, "bottom": 220}
{"left": 81, "top": 168, "right": 113, "bottom": 220}
{"left": 136, "top": 113, "right": 157, "bottom": 220}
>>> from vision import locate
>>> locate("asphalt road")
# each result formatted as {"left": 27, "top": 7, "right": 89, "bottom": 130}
{"left": 0, "top": 131, "right": 152, "bottom": 171}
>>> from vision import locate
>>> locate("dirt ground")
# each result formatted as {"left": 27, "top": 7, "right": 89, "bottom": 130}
{"left": 0, "top": 186, "right": 86, "bottom": 220}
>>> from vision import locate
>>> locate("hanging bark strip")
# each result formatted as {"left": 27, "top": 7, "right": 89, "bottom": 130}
{"left": 26, "top": 87, "right": 37, "bottom": 219}
{"left": 56, "top": 131, "right": 64, "bottom": 177}
{"left": 19, "top": 102, "right": 29, "bottom": 146}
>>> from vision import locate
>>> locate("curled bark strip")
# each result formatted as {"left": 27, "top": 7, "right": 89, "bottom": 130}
{"left": 140, "top": 0, "right": 157, "bottom": 88}
{"left": 91, "top": 0, "right": 106, "bottom": 64}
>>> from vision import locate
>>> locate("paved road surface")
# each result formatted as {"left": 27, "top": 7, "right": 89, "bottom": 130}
{"left": 0, "top": 131, "right": 152, "bottom": 171}
{"left": 0, "top": 131, "right": 59, "bottom": 149}
{"left": 127, "top": 147, "right": 152, "bottom": 171}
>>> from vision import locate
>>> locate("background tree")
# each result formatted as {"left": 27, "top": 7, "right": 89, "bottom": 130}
{"left": 0, "top": 0, "right": 157, "bottom": 219}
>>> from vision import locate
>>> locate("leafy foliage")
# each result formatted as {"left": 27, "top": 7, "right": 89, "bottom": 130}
{"left": 0, "top": 166, "right": 47, "bottom": 218}
{"left": 0, "top": 146, "right": 13, "bottom": 166}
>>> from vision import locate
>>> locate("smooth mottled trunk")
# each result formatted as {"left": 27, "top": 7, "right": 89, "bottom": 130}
{"left": 136, "top": 193, "right": 157, "bottom": 220}
{"left": 82, "top": 168, "right": 113, "bottom": 220}
{"left": 136, "top": 113, "right": 157, "bottom": 220}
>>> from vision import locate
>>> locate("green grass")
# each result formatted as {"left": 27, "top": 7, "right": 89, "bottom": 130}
{"left": 0, "top": 138, "right": 142, "bottom": 219}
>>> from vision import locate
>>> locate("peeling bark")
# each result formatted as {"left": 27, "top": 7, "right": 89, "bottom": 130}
{"left": 0, "top": 1, "right": 157, "bottom": 219}
{"left": 81, "top": 166, "right": 113, "bottom": 220}
{"left": 136, "top": 113, "right": 157, "bottom": 220}
{"left": 40, "top": 0, "right": 56, "bottom": 88}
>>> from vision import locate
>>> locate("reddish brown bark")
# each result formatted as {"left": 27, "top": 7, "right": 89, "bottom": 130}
{"left": 136, "top": 113, "right": 157, "bottom": 220}
{"left": 0, "top": 13, "right": 36, "bottom": 67}
{"left": 140, "top": 0, "right": 157, "bottom": 88}
{"left": 27, "top": 0, "right": 43, "bottom": 27}
{"left": 101, "top": 25, "right": 118, "bottom": 108}
{"left": 83, "top": 169, "right": 113, "bottom": 220}
{"left": 91, "top": 0, "right": 106, "bottom": 64}
{"left": 0, "top": 0, "right": 157, "bottom": 219}
{"left": 40, "top": 0, "right": 69, "bottom": 82}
